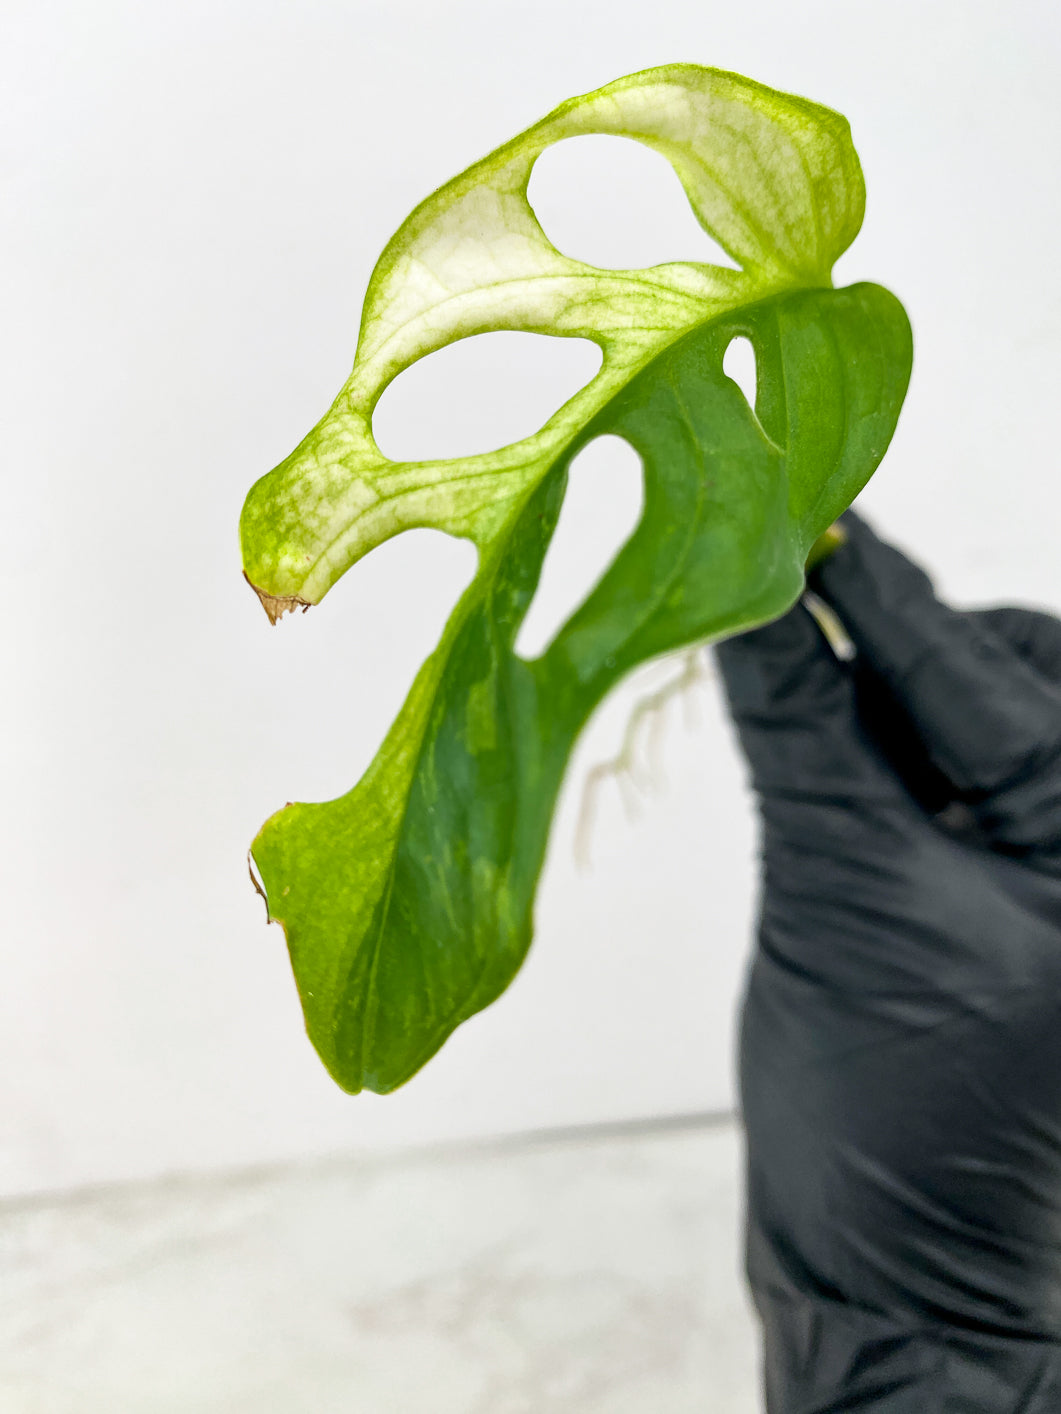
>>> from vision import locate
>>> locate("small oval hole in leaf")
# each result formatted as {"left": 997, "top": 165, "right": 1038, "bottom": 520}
{"left": 527, "top": 134, "right": 740, "bottom": 271}
{"left": 723, "top": 334, "right": 757, "bottom": 409}
{"left": 372, "top": 331, "right": 602, "bottom": 462}
{"left": 515, "top": 434, "right": 644, "bottom": 661}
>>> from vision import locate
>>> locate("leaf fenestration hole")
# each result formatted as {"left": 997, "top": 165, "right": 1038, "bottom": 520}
{"left": 527, "top": 134, "right": 740, "bottom": 272}
{"left": 263, "top": 527, "right": 478, "bottom": 801}
{"left": 722, "top": 335, "right": 757, "bottom": 410}
{"left": 371, "top": 331, "right": 602, "bottom": 462}
{"left": 515, "top": 434, "right": 644, "bottom": 661}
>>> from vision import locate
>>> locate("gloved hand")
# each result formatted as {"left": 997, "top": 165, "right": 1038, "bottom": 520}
{"left": 715, "top": 512, "right": 1061, "bottom": 1413}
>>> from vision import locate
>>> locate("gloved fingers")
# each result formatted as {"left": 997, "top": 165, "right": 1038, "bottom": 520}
{"left": 966, "top": 606, "right": 1061, "bottom": 870}
{"left": 812, "top": 512, "right": 1061, "bottom": 858}
{"left": 714, "top": 598, "right": 914, "bottom": 809}
{"left": 969, "top": 605, "right": 1061, "bottom": 687}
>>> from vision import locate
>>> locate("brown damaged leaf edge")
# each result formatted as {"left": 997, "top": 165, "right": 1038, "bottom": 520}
{"left": 247, "top": 853, "right": 271, "bottom": 920}
{"left": 243, "top": 571, "right": 311, "bottom": 626}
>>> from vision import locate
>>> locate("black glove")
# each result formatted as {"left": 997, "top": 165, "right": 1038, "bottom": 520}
{"left": 715, "top": 512, "right": 1061, "bottom": 1412}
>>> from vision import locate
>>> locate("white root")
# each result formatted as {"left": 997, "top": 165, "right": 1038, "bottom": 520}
{"left": 574, "top": 648, "right": 711, "bottom": 867}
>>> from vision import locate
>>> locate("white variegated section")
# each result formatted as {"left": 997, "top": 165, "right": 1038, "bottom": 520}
{"left": 241, "top": 64, "right": 863, "bottom": 608}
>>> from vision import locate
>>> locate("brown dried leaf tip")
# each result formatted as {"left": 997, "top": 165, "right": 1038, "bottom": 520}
{"left": 243, "top": 571, "right": 311, "bottom": 625}
{"left": 247, "top": 852, "right": 271, "bottom": 921}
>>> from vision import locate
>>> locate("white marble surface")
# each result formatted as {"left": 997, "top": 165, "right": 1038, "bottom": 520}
{"left": 0, "top": 1117, "right": 759, "bottom": 1412}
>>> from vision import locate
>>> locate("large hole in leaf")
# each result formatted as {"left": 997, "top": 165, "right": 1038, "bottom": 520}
{"left": 261, "top": 527, "right": 478, "bottom": 801}
{"left": 527, "top": 134, "right": 740, "bottom": 271}
{"left": 372, "top": 331, "right": 602, "bottom": 462}
{"left": 723, "top": 335, "right": 757, "bottom": 409}
{"left": 515, "top": 434, "right": 644, "bottom": 661}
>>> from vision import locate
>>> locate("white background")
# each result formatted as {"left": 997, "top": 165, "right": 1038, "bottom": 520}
{"left": 4, "top": 0, "right": 1060, "bottom": 1198}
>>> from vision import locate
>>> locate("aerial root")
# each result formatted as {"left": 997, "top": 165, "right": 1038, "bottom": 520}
{"left": 574, "top": 648, "right": 711, "bottom": 868}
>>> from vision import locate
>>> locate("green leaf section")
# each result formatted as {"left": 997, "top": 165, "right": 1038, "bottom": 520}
{"left": 241, "top": 65, "right": 912, "bottom": 1092}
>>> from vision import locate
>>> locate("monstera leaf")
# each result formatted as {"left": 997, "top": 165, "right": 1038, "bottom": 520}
{"left": 241, "top": 64, "right": 912, "bottom": 1092}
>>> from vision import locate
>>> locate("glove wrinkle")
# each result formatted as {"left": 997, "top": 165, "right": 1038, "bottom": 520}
{"left": 812, "top": 515, "right": 1061, "bottom": 862}
{"left": 974, "top": 607, "right": 1061, "bottom": 688}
